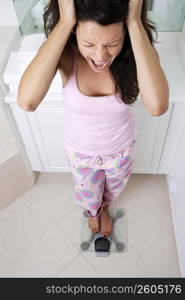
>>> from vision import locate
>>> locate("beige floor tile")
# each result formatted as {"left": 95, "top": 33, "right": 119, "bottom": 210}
{"left": 0, "top": 173, "right": 180, "bottom": 278}
{"left": 57, "top": 254, "right": 100, "bottom": 278}
{"left": 0, "top": 254, "right": 39, "bottom": 278}
{"left": 122, "top": 256, "right": 172, "bottom": 278}
{"left": 57, "top": 206, "right": 83, "bottom": 251}
{"left": 25, "top": 224, "right": 79, "bottom": 277}
{"left": 82, "top": 244, "right": 142, "bottom": 278}
{"left": 30, "top": 173, "right": 76, "bottom": 221}
{"left": 141, "top": 236, "right": 180, "bottom": 277}
{"left": 126, "top": 177, "right": 177, "bottom": 253}
{"left": 0, "top": 194, "right": 29, "bottom": 221}
{"left": 0, "top": 236, "right": 39, "bottom": 277}
{"left": 0, "top": 201, "right": 55, "bottom": 247}
{"left": 122, "top": 256, "right": 158, "bottom": 277}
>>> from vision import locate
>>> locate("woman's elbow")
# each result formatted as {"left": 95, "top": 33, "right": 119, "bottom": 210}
{"left": 150, "top": 101, "right": 169, "bottom": 116}
{"left": 17, "top": 99, "right": 36, "bottom": 112}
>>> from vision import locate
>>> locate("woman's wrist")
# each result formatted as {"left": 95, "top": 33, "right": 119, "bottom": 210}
{"left": 58, "top": 18, "right": 76, "bottom": 29}
{"left": 127, "top": 18, "right": 143, "bottom": 30}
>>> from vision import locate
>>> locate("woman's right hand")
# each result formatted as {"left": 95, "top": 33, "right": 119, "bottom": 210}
{"left": 58, "top": 0, "right": 77, "bottom": 26}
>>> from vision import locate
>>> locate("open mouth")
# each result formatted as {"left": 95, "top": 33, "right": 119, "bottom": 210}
{"left": 91, "top": 59, "right": 110, "bottom": 69}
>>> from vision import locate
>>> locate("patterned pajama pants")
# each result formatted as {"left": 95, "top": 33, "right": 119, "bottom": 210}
{"left": 64, "top": 140, "right": 136, "bottom": 219}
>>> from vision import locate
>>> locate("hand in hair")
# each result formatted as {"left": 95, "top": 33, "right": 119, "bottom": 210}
{"left": 126, "top": 0, "right": 144, "bottom": 26}
{"left": 58, "top": 0, "right": 76, "bottom": 26}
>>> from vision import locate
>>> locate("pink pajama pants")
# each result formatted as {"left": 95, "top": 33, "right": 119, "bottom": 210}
{"left": 64, "top": 140, "right": 136, "bottom": 219}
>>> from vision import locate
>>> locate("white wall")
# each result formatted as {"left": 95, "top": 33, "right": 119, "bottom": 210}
{"left": 0, "top": 0, "right": 19, "bottom": 26}
{"left": 168, "top": 21, "right": 185, "bottom": 277}
{"left": 167, "top": 131, "right": 185, "bottom": 276}
{"left": 0, "top": 0, "right": 38, "bottom": 28}
{"left": 0, "top": 0, "right": 35, "bottom": 208}
{"left": 0, "top": 0, "right": 19, "bottom": 163}
{"left": 0, "top": 98, "right": 18, "bottom": 163}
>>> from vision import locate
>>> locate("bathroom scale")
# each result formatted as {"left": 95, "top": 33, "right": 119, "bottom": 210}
{"left": 80, "top": 208, "right": 128, "bottom": 256}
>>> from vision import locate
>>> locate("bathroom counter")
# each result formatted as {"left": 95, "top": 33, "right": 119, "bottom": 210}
{"left": 1, "top": 32, "right": 185, "bottom": 104}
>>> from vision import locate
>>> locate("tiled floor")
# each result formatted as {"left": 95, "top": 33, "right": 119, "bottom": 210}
{"left": 0, "top": 173, "right": 181, "bottom": 278}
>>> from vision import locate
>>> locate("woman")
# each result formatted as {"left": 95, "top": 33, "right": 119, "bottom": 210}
{"left": 17, "top": 0, "right": 169, "bottom": 237}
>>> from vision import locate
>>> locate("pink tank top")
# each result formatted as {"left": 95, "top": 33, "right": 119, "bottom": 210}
{"left": 63, "top": 46, "right": 137, "bottom": 155}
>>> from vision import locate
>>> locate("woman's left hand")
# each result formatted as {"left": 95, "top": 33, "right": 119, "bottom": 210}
{"left": 126, "top": 0, "right": 144, "bottom": 26}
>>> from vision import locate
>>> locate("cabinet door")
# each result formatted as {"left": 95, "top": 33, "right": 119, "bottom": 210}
{"left": 131, "top": 102, "right": 172, "bottom": 174}
{"left": 158, "top": 103, "right": 185, "bottom": 174}
{"left": 10, "top": 104, "right": 43, "bottom": 171}
{"left": 27, "top": 104, "right": 70, "bottom": 172}
{"left": 27, "top": 102, "right": 172, "bottom": 173}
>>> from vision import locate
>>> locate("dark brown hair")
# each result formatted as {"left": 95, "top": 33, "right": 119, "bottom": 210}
{"left": 43, "top": 0, "right": 158, "bottom": 105}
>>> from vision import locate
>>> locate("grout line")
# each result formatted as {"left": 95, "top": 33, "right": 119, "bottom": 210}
{"left": 80, "top": 253, "right": 102, "bottom": 278}
{"left": 48, "top": 217, "right": 102, "bottom": 277}
{"left": 54, "top": 220, "right": 82, "bottom": 253}
{"left": 54, "top": 253, "right": 81, "bottom": 277}
{"left": 120, "top": 254, "right": 145, "bottom": 277}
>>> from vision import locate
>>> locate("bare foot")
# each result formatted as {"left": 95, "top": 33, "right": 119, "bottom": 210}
{"left": 99, "top": 206, "right": 112, "bottom": 237}
{"left": 88, "top": 217, "right": 100, "bottom": 233}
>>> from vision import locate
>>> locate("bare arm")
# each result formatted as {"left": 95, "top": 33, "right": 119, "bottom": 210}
{"left": 128, "top": 20, "right": 169, "bottom": 116}
{"left": 17, "top": 21, "right": 74, "bottom": 111}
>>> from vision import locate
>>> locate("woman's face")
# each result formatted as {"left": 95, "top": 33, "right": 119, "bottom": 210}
{"left": 76, "top": 21, "right": 126, "bottom": 73}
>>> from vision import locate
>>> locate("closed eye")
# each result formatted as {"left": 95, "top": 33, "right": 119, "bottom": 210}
{"left": 83, "top": 44, "right": 119, "bottom": 47}
{"left": 109, "top": 44, "right": 119, "bottom": 47}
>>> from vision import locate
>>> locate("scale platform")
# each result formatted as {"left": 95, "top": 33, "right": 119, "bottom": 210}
{"left": 80, "top": 208, "right": 128, "bottom": 256}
